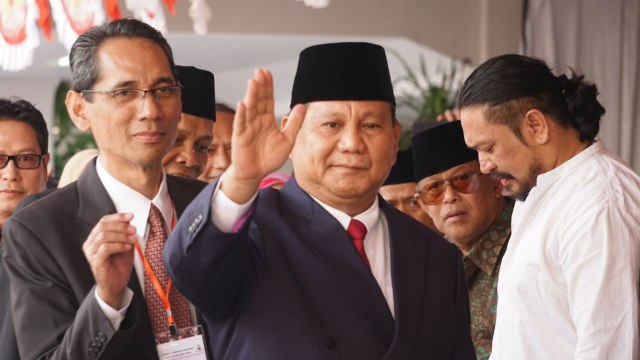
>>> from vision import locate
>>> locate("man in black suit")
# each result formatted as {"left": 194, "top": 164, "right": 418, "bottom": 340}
{"left": 165, "top": 43, "right": 474, "bottom": 358}
{"left": 2, "top": 19, "right": 206, "bottom": 359}
{"left": 0, "top": 98, "right": 51, "bottom": 360}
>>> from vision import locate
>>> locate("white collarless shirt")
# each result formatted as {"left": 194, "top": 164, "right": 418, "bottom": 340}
{"left": 490, "top": 141, "right": 640, "bottom": 360}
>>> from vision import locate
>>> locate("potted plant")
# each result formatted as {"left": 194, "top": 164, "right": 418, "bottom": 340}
{"left": 53, "top": 81, "right": 97, "bottom": 178}
{"left": 390, "top": 50, "right": 465, "bottom": 148}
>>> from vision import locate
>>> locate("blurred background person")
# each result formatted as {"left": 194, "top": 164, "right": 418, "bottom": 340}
{"left": 162, "top": 65, "right": 215, "bottom": 179}
{"left": 258, "top": 172, "right": 291, "bottom": 190}
{"left": 0, "top": 97, "right": 50, "bottom": 360}
{"left": 0, "top": 98, "right": 49, "bottom": 233}
{"left": 412, "top": 121, "right": 512, "bottom": 360}
{"left": 379, "top": 149, "right": 436, "bottom": 231}
{"left": 198, "top": 102, "right": 233, "bottom": 182}
{"left": 57, "top": 148, "right": 99, "bottom": 188}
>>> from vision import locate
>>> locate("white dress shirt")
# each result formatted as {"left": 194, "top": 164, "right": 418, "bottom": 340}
{"left": 94, "top": 158, "right": 196, "bottom": 329}
{"left": 490, "top": 141, "right": 640, "bottom": 360}
{"left": 211, "top": 175, "right": 395, "bottom": 316}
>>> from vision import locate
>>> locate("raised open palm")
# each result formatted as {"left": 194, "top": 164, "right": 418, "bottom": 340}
{"left": 222, "top": 69, "right": 305, "bottom": 203}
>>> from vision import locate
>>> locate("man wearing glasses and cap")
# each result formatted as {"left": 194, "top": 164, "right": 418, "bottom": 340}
{"left": 412, "top": 121, "right": 512, "bottom": 360}
{"left": 0, "top": 97, "right": 50, "bottom": 360}
{"left": 165, "top": 42, "right": 474, "bottom": 358}
{"left": 2, "top": 19, "right": 207, "bottom": 359}
{"left": 162, "top": 65, "right": 215, "bottom": 180}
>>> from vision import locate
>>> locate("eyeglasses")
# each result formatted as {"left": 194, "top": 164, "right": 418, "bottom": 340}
{"left": 0, "top": 154, "right": 46, "bottom": 169}
{"left": 81, "top": 85, "right": 181, "bottom": 105}
{"left": 415, "top": 172, "right": 484, "bottom": 205}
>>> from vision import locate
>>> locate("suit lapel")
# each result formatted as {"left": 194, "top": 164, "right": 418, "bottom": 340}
{"left": 128, "top": 272, "right": 159, "bottom": 360}
{"left": 76, "top": 161, "right": 158, "bottom": 359}
{"left": 166, "top": 176, "right": 193, "bottom": 218}
{"left": 76, "top": 161, "right": 117, "bottom": 228}
{"left": 381, "top": 201, "right": 427, "bottom": 358}
{"left": 280, "top": 179, "right": 395, "bottom": 349}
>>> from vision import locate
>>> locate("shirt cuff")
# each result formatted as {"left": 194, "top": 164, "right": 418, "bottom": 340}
{"left": 95, "top": 287, "right": 134, "bottom": 330}
{"left": 210, "top": 172, "right": 257, "bottom": 233}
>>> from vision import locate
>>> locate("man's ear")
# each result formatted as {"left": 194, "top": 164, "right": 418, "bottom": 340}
{"left": 522, "top": 109, "right": 549, "bottom": 145}
{"left": 65, "top": 90, "right": 91, "bottom": 132}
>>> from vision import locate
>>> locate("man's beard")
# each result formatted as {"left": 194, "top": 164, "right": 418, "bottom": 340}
{"left": 490, "top": 163, "right": 541, "bottom": 202}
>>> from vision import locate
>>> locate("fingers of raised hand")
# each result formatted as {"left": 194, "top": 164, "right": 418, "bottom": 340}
{"left": 83, "top": 213, "right": 137, "bottom": 261}
{"left": 243, "top": 69, "right": 274, "bottom": 121}
{"left": 283, "top": 103, "right": 306, "bottom": 143}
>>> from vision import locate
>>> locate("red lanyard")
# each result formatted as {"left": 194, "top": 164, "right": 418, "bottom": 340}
{"left": 133, "top": 202, "right": 178, "bottom": 335}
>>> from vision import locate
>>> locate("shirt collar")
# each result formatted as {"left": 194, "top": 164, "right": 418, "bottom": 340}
{"left": 95, "top": 156, "right": 173, "bottom": 238}
{"left": 310, "top": 195, "right": 380, "bottom": 233}
{"left": 536, "top": 140, "right": 602, "bottom": 192}
{"left": 465, "top": 201, "right": 513, "bottom": 276}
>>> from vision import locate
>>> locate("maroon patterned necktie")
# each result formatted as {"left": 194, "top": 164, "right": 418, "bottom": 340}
{"left": 144, "top": 204, "right": 192, "bottom": 335}
{"left": 347, "top": 219, "right": 370, "bottom": 268}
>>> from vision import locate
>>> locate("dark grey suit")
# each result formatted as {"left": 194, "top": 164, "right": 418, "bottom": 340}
{"left": 165, "top": 178, "right": 475, "bottom": 359}
{"left": 0, "top": 186, "right": 56, "bottom": 360}
{"left": 2, "top": 162, "right": 205, "bottom": 359}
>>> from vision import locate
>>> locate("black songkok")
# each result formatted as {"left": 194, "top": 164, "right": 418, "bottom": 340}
{"left": 383, "top": 149, "right": 415, "bottom": 186}
{"left": 176, "top": 65, "right": 216, "bottom": 121}
{"left": 411, "top": 121, "right": 478, "bottom": 181}
{"left": 290, "top": 42, "right": 395, "bottom": 108}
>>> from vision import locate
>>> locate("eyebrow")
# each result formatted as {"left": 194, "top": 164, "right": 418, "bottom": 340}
{"left": 465, "top": 138, "right": 485, "bottom": 151}
{"left": 1, "top": 147, "right": 41, "bottom": 154}
{"left": 112, "top": 77, "right": 176, "bottom": 89}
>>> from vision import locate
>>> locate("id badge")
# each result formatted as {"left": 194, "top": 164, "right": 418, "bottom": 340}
{"left": 155, "top": 325, "right": 209, "bottom": 360}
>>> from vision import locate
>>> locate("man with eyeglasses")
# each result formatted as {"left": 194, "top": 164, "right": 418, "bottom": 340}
{"left": 2, "top": 19, "right": 206, "bottom": 359}
{"left": 0, "top": 97, "right": 50, "bottom": 360}
{"left": 0, "top": 99, "right": 49, "bottom": 232}
{"left": 412, "top": 121, "right": 512, "bottom": 360}
{"left": 162, "top": 65, "right": 215, "bottom": 180}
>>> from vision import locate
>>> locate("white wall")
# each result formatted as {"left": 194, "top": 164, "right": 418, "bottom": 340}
{"left": 0, "top": 79, "right": 61, "bottom": 157}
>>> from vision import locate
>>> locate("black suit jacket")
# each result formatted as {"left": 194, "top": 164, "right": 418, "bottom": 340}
{"left": 0, "top": 186, "right": 56, "bottom": 360}
{"left": 2, "top": 162, "right": 205, "bottom": 359}
{"left": 165, "top": 178, "right": 475, "bottom": 359}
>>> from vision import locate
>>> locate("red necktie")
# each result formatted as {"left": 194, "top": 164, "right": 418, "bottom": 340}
{"left": 144, "top": 204, "right": 192, "bottom": 335}
{"left": 347, "top": 219, "right": 370, "bottom": 268}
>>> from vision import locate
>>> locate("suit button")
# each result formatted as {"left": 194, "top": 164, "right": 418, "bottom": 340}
{"left": 324, "top": 336, "right": 336, "bottom": 349}
{"left": 88, "top": 349, "right": 98, "bottom": 358}
{"left": 196, "top": 214, "right": 203, "bottom": 222}
{"left": 97, "top": 332, "right": 107, "bottom": 343}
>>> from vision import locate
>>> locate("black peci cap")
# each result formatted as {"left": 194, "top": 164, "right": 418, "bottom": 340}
{"left": 290, "top": 42, "right": 395, "bottom": 108}
{"left": 411, "top": 121, "right": 478, "bottom": 182}
{"left": 176, "top": 65, "right": 216, "bottom": 121}
{"left": 383, "top": 149, "right": 415, "bottom": 186}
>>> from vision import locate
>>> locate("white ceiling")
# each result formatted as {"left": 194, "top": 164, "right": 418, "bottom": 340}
{"left": 0, "top": 31, "right": 468, "bottom": 121}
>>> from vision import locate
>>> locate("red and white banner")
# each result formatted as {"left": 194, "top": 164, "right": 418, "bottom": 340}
{"left": 188, "top": 0, "right": 211, "bottom": 35}
{"left": 0, "top": 0, "right": 40, "bottom": 71}
{"left": 125, "top": 0, "right": 167, "bottom": 34}
{"left": 49, "top": 0, "right": 105, "bottom": 50}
